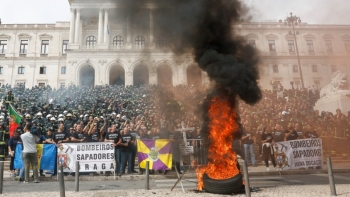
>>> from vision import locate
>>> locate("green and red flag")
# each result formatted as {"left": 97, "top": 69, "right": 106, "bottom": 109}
{"left": 8, "top": 104, "right": 22, "bottom": 137}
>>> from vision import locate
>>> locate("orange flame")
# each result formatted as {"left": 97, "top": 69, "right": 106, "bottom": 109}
{"left": 197, "top": 96, "right": 240, "bottom": 190}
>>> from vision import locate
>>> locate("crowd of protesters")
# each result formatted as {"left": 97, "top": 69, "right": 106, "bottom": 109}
{"left": 0, "top": 82, "right": 349, "bottom": 180}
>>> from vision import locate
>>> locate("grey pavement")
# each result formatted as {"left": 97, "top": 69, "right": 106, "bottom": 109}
{"left": 1, "top": 173, "right": 350, "bottom": 196}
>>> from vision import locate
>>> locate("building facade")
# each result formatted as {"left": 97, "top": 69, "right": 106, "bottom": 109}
{"left": 0, "top": 0, "right": 350, "bottom": 90}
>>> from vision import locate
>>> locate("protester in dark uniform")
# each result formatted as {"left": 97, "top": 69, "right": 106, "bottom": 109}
{"left": 304, "top": 124, "right": 319, "bottom": 139}
{"left": 0, "top": 123, "right": 9, "bottom": 161}
{"left": 3, "top": 90, "right": 14, "bottom": 109}
{"left": 164, "top": 125, "right": 182, "bottom": 175}
{"left": 128, "top": 124, "right": 139, "bottom": 173}
{"left": 273, "top": 123, "right": 285, "bottom": 143}
{"left": 52, "top": 123, "right": 69, "bottom": 176}
{"left": 295, "top": 122, "right": 304, "bottom": 139}
{"left": 285, "top": 122, "right": 298, "bottom": 141}
{"left": 304, "top": 124, "right": 321, "bottom": 169}
{"left": 71, "top": 125, "right": 86, "bottom": 142}
{"left": 87, "top": 123, "right": 100, "bottom": 142}
{"left": 241, "top": 125, "right": 257, "bottom": 166}
{"left": 105, "top": 125, "right": 122, "bottom": 176}
{"left": 261, "top": 126, "right": 277, "bottom": 171}
{"left": 120, "top": 127, "right": 134, "bottom": 174}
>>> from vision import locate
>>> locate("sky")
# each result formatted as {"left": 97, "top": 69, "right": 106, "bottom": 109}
{"left": 0, "top": 0, "right": 349, "bottom": 25}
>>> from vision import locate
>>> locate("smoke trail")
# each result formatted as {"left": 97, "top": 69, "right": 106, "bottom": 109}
{"left": 114, "top": 0, "right": 262, "bottom": 142}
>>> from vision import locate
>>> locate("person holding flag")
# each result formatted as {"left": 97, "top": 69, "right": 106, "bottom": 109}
{"left": 3, "top": 90, "right": 14, "bottom": 109}
{"left": 8, "top": 104, "right": 22, "bottom": 137}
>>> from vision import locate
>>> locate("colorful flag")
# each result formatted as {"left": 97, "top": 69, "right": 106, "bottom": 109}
{"left": 137, "top": 139, "right": 172, "bottom": 170}
{"left": 8, "top": 104, "right": 21, "bottom": 137}
{"left": 14, "top": 144, "right": 56, "bottom": 170}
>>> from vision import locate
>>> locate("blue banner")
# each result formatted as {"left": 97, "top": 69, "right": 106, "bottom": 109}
{"left": 14, "top": 144, "right": 56, "bottom": 170}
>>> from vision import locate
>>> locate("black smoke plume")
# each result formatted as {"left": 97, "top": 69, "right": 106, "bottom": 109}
{"left": 115, "top": 0, "right": 262, "bottom": 141}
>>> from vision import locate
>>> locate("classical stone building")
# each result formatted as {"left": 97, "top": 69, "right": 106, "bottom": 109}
{"left": 0, "top": 0, "right": 349, "bottom": 89}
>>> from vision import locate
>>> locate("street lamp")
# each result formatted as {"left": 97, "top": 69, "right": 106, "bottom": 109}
{"left": 284, "top": 12, "right": 304, "bottom": 89}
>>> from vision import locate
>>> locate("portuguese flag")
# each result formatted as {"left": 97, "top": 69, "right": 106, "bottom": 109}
{"left": 8, "top": 104, "right": 22, "bottom": 137}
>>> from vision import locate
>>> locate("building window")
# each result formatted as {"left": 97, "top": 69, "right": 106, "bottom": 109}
{"left": 268, "top": 40, "right": 276, "bottom": 53}
{"left": 331, "top": 65, "right": 336, "bottom": 73}
{"left": 135, "top": 36, "right": 145, "bottom": 49}
{"left": 156, "top": 37, "right": 165, "bottom": 49}
{"left": 38, "top": 83, "right": 45, "bottom": 87}
{"left": 61, "top": 66, "right": 66, "bottom": 74}
{"left": 60, "top": 82, "right": 65, "bottom": 88}
{"left": 307, "top": 40, "right": 314, "bottom": 53}
{"left": 18, "top": 66, "right": 25, "bottom": 74}
{"left": 325, "top": 40, "right": 333, "bottom": 53}
{"left": 248, "top": 39, "right": 256, "bottom": 48}
{"left": 344, "top": 40, "right": 350, "bottom": 52}
{"left": 272, "top": 65, "right": 279, "bottom": 73}
{"left": 113, "top": 36, "right": 124, "bottom": 49}
{"left": 62, "top": 40, "right": 68, "bottom": 54}
{"left": 312, "top": 65, "right": 318, "bottom": 72}
{"left": 20, "top": 40, "right": 28, "bottom": 54}
{"left": 294, "top": 81, "right": 301, "bottom": 89}
{"left": 39, "top": 66, "right": 46, "bottom": 74}
{"left": 0, "top": 67, "right": 3, "bottom": 74}
{"left": 292, "top": 65, "right": 298, "bottom": 73}
{"left": 86, "top": 36, "right": 97, "bottom": 48}
{"left": 288, "top": 40, "right": 295, "bottom": 52}
{"left": 41, "top": 40, "right": 49, "bottom": 54}
{"left": 0, "top": 40, "right": 7, "bottom": 54}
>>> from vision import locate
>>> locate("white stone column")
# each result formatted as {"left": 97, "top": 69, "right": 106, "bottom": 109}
{"left": 69, "top": 8, "right": 75, "bottom": 43}
{"left": 104, "top": 8, "right": 109, "bottom": 43}
{"left": 126, "top": 14, "right": 131, "bottom": 43}
{"left": 74, "top": 8, "right": 81, "bottom": 44}
{"left": 149, "top": 9, "right": 154, "bottom": 44}
{"left": 98, "top": 8, "right": 104, "bottom": 44}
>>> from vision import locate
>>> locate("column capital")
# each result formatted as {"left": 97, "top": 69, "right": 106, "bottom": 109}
{"left": 76, "top": 8, "right": 81, "bottom": 12}
{"left": 70, "top": 8, "right": 76, "bottom": 12}
{"left": 104, "top": 8, "right": 109, "bottom": 13}
{"left": 99, "top": 8, "right": 104, "bottom": 12}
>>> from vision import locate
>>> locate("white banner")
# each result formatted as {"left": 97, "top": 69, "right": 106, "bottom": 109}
{"left": 274, "top": 138, "right": 323, "bottom": 170}
{"left": 57, "top": 142, "right": 115, "bottom": 172}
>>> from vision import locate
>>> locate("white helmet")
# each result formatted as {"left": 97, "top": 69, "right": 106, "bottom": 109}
{"left": 47, "top": 114, "right": 52, "bottom": 119}
{"left": 58, "top": 118, "right": 64, "bottom": 122}
{"left": 63, "top": 111, "right": 68, "bottom": 115}
{"left": 50, "top": 117, "right": 56, "bottom": 121}
{"left": 37, "top": 112, "right": 42, "bottom": 117}
{"left": 0, "top": 116, "right": 4, "bottom": 121}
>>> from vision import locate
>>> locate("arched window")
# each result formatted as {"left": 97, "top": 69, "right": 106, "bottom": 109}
{"left": 113, "top": 36, "right": 124, "bottom": 49}
{"left": 86, "top": 36, "right": 96, "bottom": 48}
{"left": 135, "top": 36, "right": 145, "bottom": 49}
{"left": 156, "top": 37, "right": 165, "bottom": 49}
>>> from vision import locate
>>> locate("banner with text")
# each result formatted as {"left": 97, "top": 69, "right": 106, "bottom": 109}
{"left": 58, "top": 142, "right": 115, "bottom": 172}
{"left": 274, "top": 138, "right": 323, "bottom": 170}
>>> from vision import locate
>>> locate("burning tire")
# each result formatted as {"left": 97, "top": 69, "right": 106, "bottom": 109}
{"left": 203, "top": 173, "right": 242, "bottom": 194}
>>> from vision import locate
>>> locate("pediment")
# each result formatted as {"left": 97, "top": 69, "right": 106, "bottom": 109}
{"left": 245, "top": 33, "right": 259, "bottom": 39}
{"left": 340, "top": 34, "right": 350, "bottom": 39}
{"left": 265, "top": 33, "right": 278, "bottom": 40}
{"left": 303, "top": 33, "right": 316, "bottom": 40}
{"left": 0, "top": 34, "right": 11, "bottom": 39}
{"left": 322, "top": 34, "right": 334, "bottom": 39}
{"left": 39, "top": 33, "right": 52, "bottom": 39}
{"left": 18, "top": 33, "right": 31, "bottom": 39}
